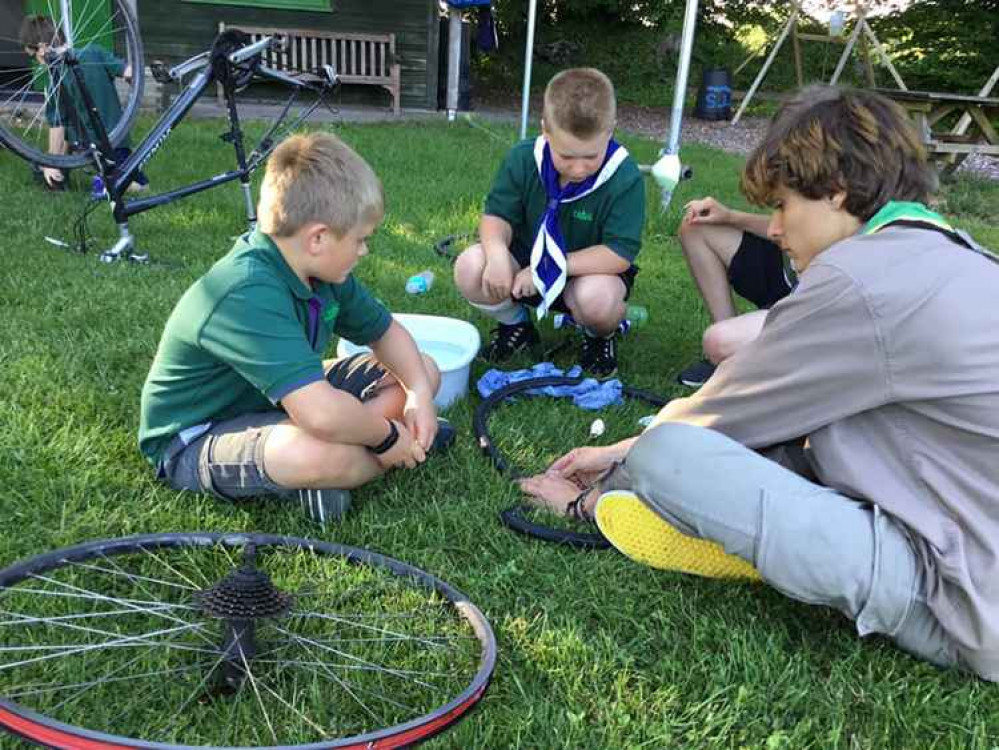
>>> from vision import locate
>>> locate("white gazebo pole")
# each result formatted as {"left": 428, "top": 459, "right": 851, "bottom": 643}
{"left": 519, "top": 0, "right": 539, "bottom": 139}
{"left": 665, "top": 0, "right": 699, "bottom": 157}
{"left": 60, "top": 0, "right": 75, "bottom": 46}
{"left": 446, "top": 6, "right": 463, "bottom": 121}
{"left": 651, "top": 0, "right": 699, "bottom": 210}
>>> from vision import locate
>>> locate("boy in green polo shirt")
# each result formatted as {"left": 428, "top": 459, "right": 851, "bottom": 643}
{"left": 139, "top": 132, "right": 443, "bottom": 526}
{"left": 19, "top": 14, "right": 148, "bottom": 192}
{"left": 453, "top": 67, "right": 645, "bottom": 378}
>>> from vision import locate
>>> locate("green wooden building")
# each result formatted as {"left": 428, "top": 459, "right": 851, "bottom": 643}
{"left": 135, "top": 0, "right": 443, "bottom": 110}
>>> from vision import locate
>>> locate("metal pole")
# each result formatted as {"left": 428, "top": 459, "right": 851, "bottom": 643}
{"left": 665, "top": 0, "right": 699, "bottom": 157}
{"left": 519, "top": 0, "right": 538, "bottom": 139}
{"left": 60, "top": 0, "right": 74, "bottom": 46}
{"left": 446, "top": 7, "right": 462, "bottom": 121}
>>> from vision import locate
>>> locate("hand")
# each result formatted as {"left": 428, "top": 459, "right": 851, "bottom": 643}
{"left": 511, "top": 267, "right": 537, "bottom": 299}
{"left": 403, "top": 391, "right": 438, "bottom": 451}
{"left": 374, "top": 420, "right": 425, "bottom": 471}
{"left": 482, "top": 256, "right": 514, "bottom": 301}
{"left": 518, "top": 472, "right": 595, "bottom": 517}
{"left": 682, "top": 196, "right": 731, "bottom": 227}
{"left": 547, "top": 445, "right": 622, "bottom": 486}
{"left": 42, "top": 167, "right": 65, "bottom": 189}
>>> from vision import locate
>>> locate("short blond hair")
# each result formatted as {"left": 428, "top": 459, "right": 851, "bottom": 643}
{"left": 258, "top": 132, "right": 384, "bottom": 238}
{"left": 542, "top": 68, "right": 616, "bottom": 139}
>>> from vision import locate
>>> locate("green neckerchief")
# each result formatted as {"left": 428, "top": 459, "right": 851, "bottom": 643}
{"left": 862, "top": 201, "right": 998, "bottom": 263}
{"left": 862, "top": 201, "right": 954, "bottom": 236}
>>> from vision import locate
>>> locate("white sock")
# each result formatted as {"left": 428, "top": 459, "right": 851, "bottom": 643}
{"left": 471, "top": 299, "right": 529, "bottom": 326}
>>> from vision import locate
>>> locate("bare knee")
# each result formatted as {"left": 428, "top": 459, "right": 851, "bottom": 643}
{"left": 567, "top": 276, "right": 626, "bottom": 329}
{"left": 422, "top": 353, "right": 441, "bottom": 395}
{"left": 703, "top": 322, "right": 737, "bottom": 364}
{"left": 454, "top": 244, "right": 487, "bottom": 301}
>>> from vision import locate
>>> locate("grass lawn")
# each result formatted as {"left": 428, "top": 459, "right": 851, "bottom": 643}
{"left": 2, "top": 114, "right": 999, "bottom": 748}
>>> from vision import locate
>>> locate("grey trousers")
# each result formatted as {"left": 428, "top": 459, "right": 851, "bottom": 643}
{"left": 609, "top": 422, "right": 965, "bottom": 673}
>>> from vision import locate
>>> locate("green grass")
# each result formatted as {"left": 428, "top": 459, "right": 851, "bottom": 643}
{"left": 1, "top": 114, "right": 999, "bottom": 748}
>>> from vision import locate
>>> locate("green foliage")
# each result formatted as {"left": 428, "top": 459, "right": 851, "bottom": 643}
{"left": 476, "top": 0, "right": 999, "bottom": 107}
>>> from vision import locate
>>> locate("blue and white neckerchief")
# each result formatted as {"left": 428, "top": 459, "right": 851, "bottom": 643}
{"left": 530, "top": 135, "right": 629, "bottom": 318}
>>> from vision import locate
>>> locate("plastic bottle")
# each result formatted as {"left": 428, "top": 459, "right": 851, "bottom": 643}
{"left": 91, "top": 175, "right": 106, "bottom": 201}
{"left": 626, "top": 304, "right": 649, "bottom": 328}
{"left": 405, "top": 270, "right": 435, "bottom": 295}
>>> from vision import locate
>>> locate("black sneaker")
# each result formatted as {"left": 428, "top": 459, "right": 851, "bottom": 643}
{"left": 481, "top": 321, "right": 540, "bottom": 363}
{"left": 295, "top": 488, "right": 352, "bottom": 527}
{"left": 580, "top": 333, "right": 618, "bottom": 379}
{"left": 677, "top": 358, "right": 716, "bottom": 388}
{"left": 430, "top": 417, "right": 456, "bottom": 455}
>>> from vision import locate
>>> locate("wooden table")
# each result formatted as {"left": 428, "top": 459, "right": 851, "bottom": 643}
{"left": 877, "top": 89, "right": 999, "bottom": 174}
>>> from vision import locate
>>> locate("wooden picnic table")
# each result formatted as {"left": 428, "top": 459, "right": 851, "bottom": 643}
{"left": 877, "top": 88, "right": 999, "bottom": 174}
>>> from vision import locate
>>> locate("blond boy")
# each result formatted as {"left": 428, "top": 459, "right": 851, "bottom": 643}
{"left": 140, "top": 133, "right": 442, "bottom": 524}
{"left": 454, "top": 68, "right": 645, "bottom": 378}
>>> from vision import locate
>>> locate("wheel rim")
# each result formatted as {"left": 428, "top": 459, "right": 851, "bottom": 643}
{"left": 0, "top": 0, "right": 144, "bottom": 169}
{"left": 0, "top": 533, "right": 495, "bottom": 749}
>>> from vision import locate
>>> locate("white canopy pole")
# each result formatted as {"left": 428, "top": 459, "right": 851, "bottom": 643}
{"left": 446, "top": 7, "right": 463, "bottom": 121}
{"left": 665, "top": 0, "right": 699, "bottom": 157}
{"left": 653, "top": 0, "right": 699, "bottom": 210}
{"left": 60, "top": 0, "right": 75, "bottom": 46}
{"left": 519, "top": 0, "right": 538, "bottom": 139}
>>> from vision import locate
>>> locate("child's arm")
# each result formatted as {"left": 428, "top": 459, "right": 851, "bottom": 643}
{"left": 41, "top": 126, "right": 67, "bottom": 187}
{"left": 479, "top": 214, "right": 516, "bottom": 300}
{"left": 369, "top": 320, "right": 439, "bottom": 451}
{"left": 565, "top": 245, "right": 632, "bottom": 277}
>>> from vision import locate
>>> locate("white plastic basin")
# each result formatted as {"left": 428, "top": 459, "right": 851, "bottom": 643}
{"left": 336, "top": 313, "right": 481, "bottom": 409}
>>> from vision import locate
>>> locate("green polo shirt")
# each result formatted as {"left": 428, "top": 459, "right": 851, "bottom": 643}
{"left": 45, "top": 45, "right": 127, "bottom": 148}
{"left": 139, "top": 228, "right": 392, "bottom": 465}
{"left": 483, "top": 139, "right": 645, "bottom": 265}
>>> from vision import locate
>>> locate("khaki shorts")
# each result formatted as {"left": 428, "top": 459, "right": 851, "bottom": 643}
{"left": 158, "top": 353, "right": 387, "bottom": 499}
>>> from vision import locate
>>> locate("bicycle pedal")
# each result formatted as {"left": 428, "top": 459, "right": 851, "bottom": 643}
{"left": 150, "top": 60, "right": 174, "bottom": 84}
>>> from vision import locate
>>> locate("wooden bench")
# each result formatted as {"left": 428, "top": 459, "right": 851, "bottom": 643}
{"left": 218, "top": 22, "right": 401, "bottom": 114}
{"left": 877, "top": 88, "right": 999, "bottom": 175}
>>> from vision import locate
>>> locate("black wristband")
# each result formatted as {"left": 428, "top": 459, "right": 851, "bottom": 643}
{"left": 369, "top": 420, "right": 400, "bottom": 455}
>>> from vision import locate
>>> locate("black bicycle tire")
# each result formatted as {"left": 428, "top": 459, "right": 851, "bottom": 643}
{"left": 432, "top": 232, "right": 474, "bottom": 265}
{"left": 474, "top": 375, "right": 671, "bottom": 549}
{"left": 0, "top": 0, "right": 145, "bottom": 170}
{"left": 0, "top": 531, "right": 496, "bottom": 750}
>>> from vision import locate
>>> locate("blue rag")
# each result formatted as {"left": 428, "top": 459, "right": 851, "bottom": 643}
{"left": 477, "top": 362, "right": 623, "bottom": 410}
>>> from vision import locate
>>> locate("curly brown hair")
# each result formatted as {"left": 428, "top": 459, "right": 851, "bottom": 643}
{"left": 741, "top": 86, "right": 934, "bottom": 221}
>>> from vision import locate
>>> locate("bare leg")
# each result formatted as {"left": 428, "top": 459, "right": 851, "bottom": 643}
{"left": 563, "top": 274, "right": 627, "bottom": 336}
{"left": 703, "top": 310, "right": 768, "bottom": 364}
{"left": 264, "top": 355, "right": 440, "bottom": 490}
{"left": 678, "top": 222, "right": 744, "bottom": 323}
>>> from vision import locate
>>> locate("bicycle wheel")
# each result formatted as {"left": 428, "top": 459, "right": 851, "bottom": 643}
{"left": 0, "top": 532, "right": 495, "bottom": 748}
{"left": 0, "top": 0, "right": 144, "bottom": 169}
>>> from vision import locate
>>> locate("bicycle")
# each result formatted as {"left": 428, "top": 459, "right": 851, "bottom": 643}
{"left": 0, "top": 0, "right": 339, "bottom": 263}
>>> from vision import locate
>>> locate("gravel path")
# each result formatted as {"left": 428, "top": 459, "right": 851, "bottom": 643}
{"left": 614, "top": 102, "right": 999, "bottom": 181}
{"left": 475, "top": 95, "right": 999, "bottom": 181}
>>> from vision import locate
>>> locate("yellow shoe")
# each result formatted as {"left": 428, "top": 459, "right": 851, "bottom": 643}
{"left": 595, "top": 490, "right": 761, "bottom": 581}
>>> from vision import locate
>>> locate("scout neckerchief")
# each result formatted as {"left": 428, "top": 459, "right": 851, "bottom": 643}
{"left": 530, "top": 135, "right": 630, "bottom": 318}
{"left": 863, "top": 201, "right": 998, "bottom": 264}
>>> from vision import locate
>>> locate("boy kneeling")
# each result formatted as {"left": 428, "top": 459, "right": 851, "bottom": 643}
{"left": 140, "top": 133, "right": 442, "bottom": 525}
{"left": 454, "top": 68, "right": 645, "bottom": 378}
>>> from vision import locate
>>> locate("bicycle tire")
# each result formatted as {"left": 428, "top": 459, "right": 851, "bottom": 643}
{"left": 474, "top": 375, "right": 671, "bottom": 549}
{"left": 0, "top": 532, "right": 496, "bottom": 749}
{"left": 0, "top": 0, "right": 144, "bottom": 169}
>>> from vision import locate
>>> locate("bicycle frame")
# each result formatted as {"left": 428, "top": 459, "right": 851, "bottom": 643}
{"left": 61, "top": 34, "right": 335, "bottom": 262}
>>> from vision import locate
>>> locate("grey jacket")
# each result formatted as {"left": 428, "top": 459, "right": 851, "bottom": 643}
{"left": 659, "top": 225, "right": 999, "bottom": 670}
